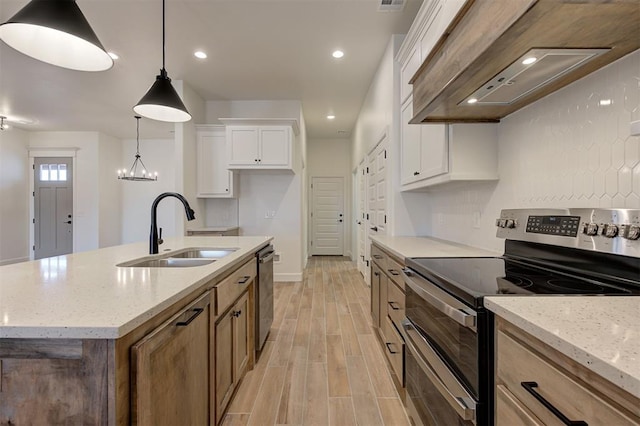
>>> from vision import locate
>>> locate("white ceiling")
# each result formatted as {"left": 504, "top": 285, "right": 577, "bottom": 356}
{"left": 0, "top": 0, "right": 420, "bottom": 139}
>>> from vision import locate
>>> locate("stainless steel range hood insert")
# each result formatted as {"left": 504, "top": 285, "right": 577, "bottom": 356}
{"left": 460, "top": 48, "right": 610, "bottom": 106}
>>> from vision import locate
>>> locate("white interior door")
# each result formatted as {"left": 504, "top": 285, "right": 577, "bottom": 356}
{"left": 310, "top": 177, "right": 344, "bottom": 255}
{"left": 357, "top": 162, "right": 366, "bottom": 277}
{"left": 34, "top": 157, "right": 73, "bottom": 259}
{"left": 366, "top": 136, "right": 388, "bottom": 284}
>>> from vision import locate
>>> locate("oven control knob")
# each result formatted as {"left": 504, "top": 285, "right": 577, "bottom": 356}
{"left": 603, "top": 224, "right": 618, "bottom": 238}
{"left": 505, "top": 219, "right": 516, "bottom": 228}
{"left": 623, "top": 225, "right": 640, "bottom": 240}
{"left": 584, "top": 223, "right": 599, "bottom": 236}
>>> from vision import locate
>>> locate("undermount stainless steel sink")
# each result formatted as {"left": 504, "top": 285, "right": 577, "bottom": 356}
{"left": 118, "top": 247, "right": 237, "bottom": 268}
{"left": 170, "top": 248, "right": 237, "bottom": 259}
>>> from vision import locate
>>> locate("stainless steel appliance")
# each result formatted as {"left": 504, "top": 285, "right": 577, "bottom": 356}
{"left": 256, "top": 245, "right": 274, "bottom": 354}
{"left": 402, "top": 208, "right": 640, "bottom": 426}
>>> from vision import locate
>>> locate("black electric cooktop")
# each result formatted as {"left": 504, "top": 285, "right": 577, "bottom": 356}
{"left": 406, "top": 256, "right": 640, "bottom": 308}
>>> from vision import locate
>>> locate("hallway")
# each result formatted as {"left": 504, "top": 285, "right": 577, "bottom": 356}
{"left": 222, "top": 256, "right": 410, "bottom": 425}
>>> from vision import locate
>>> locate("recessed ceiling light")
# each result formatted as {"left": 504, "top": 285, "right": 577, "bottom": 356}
{"left": 467, "top": 98, "right": 478, "bottom": 104}
{"left": 522, "top": 57, "right": 537, "bottom": 65}
{"left": 332, "top": 50, "right": 344, "bottom": 59}
{"left": 194, "top": 51, "right": 207, "bottom": 59}
{"left": 599, "top": 99, "right": 612, "bottom": 106}
{"left": 327, "top": 115, "right": 336, "bottom": 120}
{"left": 108, "top": 52, "right": 119, "bottom": 60}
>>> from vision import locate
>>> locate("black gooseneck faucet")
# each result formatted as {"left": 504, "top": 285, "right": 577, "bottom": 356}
{"left": 150, "top": 192, "right": 196, "bottom": 254}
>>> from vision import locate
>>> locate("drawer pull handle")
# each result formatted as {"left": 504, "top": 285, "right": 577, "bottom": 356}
{"left": 176, "top": 308, "right": 204, "bottom": 327}
{"left": 385, "top": 342, "right": 399, "bottom": 354}
{"left": 237, "top": 276, "right": 250, "bottom": 284}
{"left": 373, "top": 254, "right": 383, "bottom": 260}
{"left": 388, "top": 301, "right": 400, "bottom": 310}
{"left": 388, "top": 269, "right": 400, "bottom": 276}
{"left": 521, "top": 382, "right": 587, "bottom": 426}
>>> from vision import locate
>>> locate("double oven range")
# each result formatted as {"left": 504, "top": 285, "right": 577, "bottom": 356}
{"left": 401, "top": 208, "right": 640, "bottom": 426}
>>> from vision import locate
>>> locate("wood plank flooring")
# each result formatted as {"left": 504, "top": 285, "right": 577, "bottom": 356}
{"left": 223, "top": 256, "right": 410, "bottom": 426}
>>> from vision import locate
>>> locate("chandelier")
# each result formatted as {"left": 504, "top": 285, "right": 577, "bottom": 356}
{"left": 118, "top": 116, "right": 158, "bottom": 181}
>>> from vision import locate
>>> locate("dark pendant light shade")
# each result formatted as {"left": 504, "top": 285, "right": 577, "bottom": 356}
{"left": 134, "top": 69, "right": 191, "bottom": 123}
{"left": 0, "top": 0, "right": 113, "bottom": 72}
{"left": 133, "top": 0, "right": 191, "bottom": 123}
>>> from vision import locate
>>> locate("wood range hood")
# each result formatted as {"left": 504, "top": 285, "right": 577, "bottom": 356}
{"left": 409, "top": 0, "right": 640, "bottom": 124}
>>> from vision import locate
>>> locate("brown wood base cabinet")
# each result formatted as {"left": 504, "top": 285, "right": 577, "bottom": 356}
{"left": 370, "top": 243, "right": 406, "bottom": 394}
{"left": 0, "top": 254, "right": 258, "bottom": 426}
{"left": 495, "top": 317, "right": 640, "bottom": 426}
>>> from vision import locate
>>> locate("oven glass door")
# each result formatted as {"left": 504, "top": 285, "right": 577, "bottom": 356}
{"left": 404, "top": 269, "right": 480, "bottom": 397}
{"left": 404, "top": 319, "right": 477, "bottom": 426}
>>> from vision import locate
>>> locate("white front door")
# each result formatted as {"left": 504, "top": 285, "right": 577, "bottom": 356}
{"left": 310, "top": 177, "right": 344, "bottom": 256}
{"left": 34, "top": 157, "right": 73, "bottom": 259}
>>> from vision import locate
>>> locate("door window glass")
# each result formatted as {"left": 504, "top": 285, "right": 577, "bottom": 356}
{"left": 39, "top": 164, "right": 68, "bottom": 181}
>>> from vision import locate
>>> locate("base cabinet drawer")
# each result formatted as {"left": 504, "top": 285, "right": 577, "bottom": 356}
{"left": 386, "top": 280, "right": 405, "bottom": 329}
{"left": 496, "top": 322, "right": 639, "bottom": 426}
{"left": 381, "top": 316, "right": 404, "bottom": 386}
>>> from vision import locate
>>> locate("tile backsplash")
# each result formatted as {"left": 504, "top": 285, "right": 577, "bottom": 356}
{"left": 427, "top": 50, "right": 640, "bottom": 252}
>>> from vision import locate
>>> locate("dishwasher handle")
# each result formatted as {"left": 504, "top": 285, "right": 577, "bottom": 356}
{"left": 259, "top": 250, "right": 275, "bottom": 264}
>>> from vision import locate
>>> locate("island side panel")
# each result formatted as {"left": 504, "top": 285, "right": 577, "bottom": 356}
{"left": 0, "top": 339, "right": 109, "bottom": 424}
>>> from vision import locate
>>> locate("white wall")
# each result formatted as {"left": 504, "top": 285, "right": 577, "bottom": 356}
{"left": 29, "top": 132, "right": 100, "bottom": 252}
{"left": 205, "top": 100, "right": 306, "bottom": 280}
{"left": 351, "top": 35, "right": 432, "bottom": 238}
{"left": 98, "top": 133, "right": 122, "bottom": 248}
{"left": 0, "top": 128, "right": 30, "bottom": 264}
{"left": 307, "top": 138, "right": 352, "bottom": 256}
{"left": 424, "top": 50, "right": 640, "bottom": 252}
{"left": 119, "top": 137, "right": 176, "bottom": 244}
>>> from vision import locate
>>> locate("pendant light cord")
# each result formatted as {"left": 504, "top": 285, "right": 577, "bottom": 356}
{"left": 162, "top": 0, "right": 166, "bottom": 71}
{"left": 135, "top": 116, "right": 141, "bottom": 155}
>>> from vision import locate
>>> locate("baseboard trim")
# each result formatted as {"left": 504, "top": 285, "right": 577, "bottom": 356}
{"left": 0, "top": 256, "right": 29, "bottom": 266}
{"left": 275, "top": 272, "right": 303, "bottom": 282}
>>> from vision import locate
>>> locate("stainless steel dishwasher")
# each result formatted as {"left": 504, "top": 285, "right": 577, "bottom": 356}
{"left": 256, "top": 245, "right": 274, "bottom": 354}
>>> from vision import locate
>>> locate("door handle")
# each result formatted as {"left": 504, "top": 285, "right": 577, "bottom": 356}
{"left": 370, "top": 226, "right": 378, "bottom": 232}
{"left": 338, "top": 219, "right": 343, "bottom": 222}
{"left": 63, "top": 220, "right": 72, "bottom": 224}
{"left": 357, "top": 221, "right": 362, "bottom": 225}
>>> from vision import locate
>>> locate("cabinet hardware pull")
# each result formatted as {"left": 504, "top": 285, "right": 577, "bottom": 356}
{"left": 237, "top": 276, "right": 250, "bottom": 284}
{"left": 521, "top": 382, "right": 587, "bottom": 425}
{"left": 374, "top": 271, "right": 380, "bottom": 277}
{"left": 370, "top": 226, "right": 378, "bottom": 232}
{"left": 413, "top": 171, "right": 420, "bottom": 176}
{"left": 388, "top": 269, "right": 400, "bottom": 276}
{"left": 176, "top": 308, "right": 204, "bottom": 327}
{"left": 232, "top": 310, "right": 242, "bottom": 317}
{"left": 373, "top": 254, "right": 383, "bottom": 259}
{"left": 385, "top": 342, "right": 398, "bottom": 354}
{"left": 388, "top": 301, "right": 400, "bottom": 310}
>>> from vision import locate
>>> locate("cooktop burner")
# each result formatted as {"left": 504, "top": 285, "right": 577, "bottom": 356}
{"left": 406, "top": 256, "right": 639, "bottom": 307}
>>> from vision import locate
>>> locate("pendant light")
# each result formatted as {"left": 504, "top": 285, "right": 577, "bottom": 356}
{"left": 133, "top": 0, "right": 191, "bottom": 123}
{"left": 0, "top": 0, "right": 113, "bottom": 72}
{"left": 118, "top": 116, "right": 158, "bottom": 182}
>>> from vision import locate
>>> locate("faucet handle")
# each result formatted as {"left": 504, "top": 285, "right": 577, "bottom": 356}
{"left": 158, "top": 228, "right": 164, "bottom": 245}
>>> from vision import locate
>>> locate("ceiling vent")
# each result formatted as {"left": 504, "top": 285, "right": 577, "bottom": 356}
{"left": 378, "top": 0, "right": 405, "bottom": 12}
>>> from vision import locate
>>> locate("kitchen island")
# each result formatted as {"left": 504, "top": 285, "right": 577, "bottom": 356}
{"left": 0, "top": 235, "right": 272, "bottom": 425}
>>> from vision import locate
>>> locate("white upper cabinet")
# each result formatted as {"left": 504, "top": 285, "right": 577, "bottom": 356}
{"left": 397, "top": 0, "right": 497, "bottom": 191}
{"left": 196, "top": 125, "right": 235, "bottom": 198}
{"left": 221, "top": 118, "right": 299, "bottom": 171}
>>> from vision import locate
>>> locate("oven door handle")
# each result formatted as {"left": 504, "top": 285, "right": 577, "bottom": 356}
{"left": 403, "top": 269, "right": 476, "bottom": 330}
{"left": 403, "top": 319, "right": 477, "bottom": 423}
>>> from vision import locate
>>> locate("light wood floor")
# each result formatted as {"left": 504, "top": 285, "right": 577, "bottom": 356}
{"left": 222, "top": 256, "right": 410, "bottom": 426}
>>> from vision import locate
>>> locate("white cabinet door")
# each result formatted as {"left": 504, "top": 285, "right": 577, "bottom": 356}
{"left": 227, "top": 126, "right": 259, "bottom": 166}
{"left": 420, "top": 123, "right": 448, "bottom": 179}
{"left": 197, "top": 127, "right": 234, "bottom": 198}
{"left": 400, "top": 45, "right": 421, "bottom": 104}
{"left": 401, "top": 98, "right": 422, "bottom": 184}
{"left": 258, "top": 127, "right": 290, "bottom": 166}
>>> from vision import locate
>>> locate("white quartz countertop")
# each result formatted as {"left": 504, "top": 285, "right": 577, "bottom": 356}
{"left": 485, "top": 296, "right": 640, "bottom": 397}
{"left": 0, "top": 236, "right": 272, "bottom": 339}
{"left": 370, "top": 235, "right": 499, "bottom": 260}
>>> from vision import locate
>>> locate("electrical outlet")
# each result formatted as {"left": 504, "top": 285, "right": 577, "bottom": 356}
{"left": 473, "top": 211, "right": 481, "bottom": 229}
